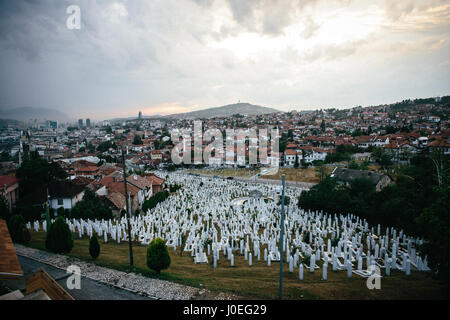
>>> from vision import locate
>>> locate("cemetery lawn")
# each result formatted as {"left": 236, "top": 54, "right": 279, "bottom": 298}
{"left": 259, "top": 167, "right": 334, "bottom": 183}
{"left": 187, "top": 168, "right": 259, "bottom": 178}
{"left": 187, "top": 167, "right": 333, "bottom": 183}
{"left": 26, "top": 230, "right": 445, "bottom": 300}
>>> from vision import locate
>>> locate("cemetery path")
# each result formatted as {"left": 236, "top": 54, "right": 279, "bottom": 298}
{"left": 13, "top": 244, "right": 240, "bottom": 300}
{"left": 4, "top": 255, "right": 153, "bottom": 300}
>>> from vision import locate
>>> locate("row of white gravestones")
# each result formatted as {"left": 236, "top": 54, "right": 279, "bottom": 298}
{"left": 27, "top": 172, "right": 429, "bottom": 277}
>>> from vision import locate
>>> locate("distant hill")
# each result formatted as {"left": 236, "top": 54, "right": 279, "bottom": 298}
{"left": 0, "top": 107, "right": 72, "bottom": 123}
{"left": 163, "top": 103, "right": 280, "bottom": 119}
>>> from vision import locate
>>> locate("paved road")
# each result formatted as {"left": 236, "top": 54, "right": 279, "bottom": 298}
{"left": 3, "top": 256, "right": 152, "bottom": 300}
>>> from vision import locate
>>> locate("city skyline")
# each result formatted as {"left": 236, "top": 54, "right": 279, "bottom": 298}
{"left": 0, "top": 0, "right": 449, "bottom": 120}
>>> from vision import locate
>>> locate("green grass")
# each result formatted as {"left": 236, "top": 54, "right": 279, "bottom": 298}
{"left": 26, "top": 230, "right": 445, "bottom": 300}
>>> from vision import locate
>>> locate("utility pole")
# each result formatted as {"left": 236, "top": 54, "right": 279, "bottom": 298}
{"left": 122, "top": 148, "right": 134, "bottom": 269}
{"left": 279, "top": 174, "right": 286, "bottom": 300}
{"left": 46, "top": 188, "right": 51, "bottom": 233}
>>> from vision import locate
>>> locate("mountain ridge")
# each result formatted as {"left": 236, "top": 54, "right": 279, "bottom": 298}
{"left": 0, "top": 107, "right": 73, "bottom": 123}
{"left": 162, "top": 102, "right": 280, "bottom": 119}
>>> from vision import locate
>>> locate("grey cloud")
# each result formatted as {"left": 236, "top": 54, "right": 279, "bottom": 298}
{"left": 383, "top": 0, "right": 449, "bottom": 20}
{"left": 223, "top": 0, "right": 318, "bottom": 36}
{"left": 0, "top": 0, "right": 448, "bottom": 119}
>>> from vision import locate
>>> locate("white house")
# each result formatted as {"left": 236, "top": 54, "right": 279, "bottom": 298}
{"left": 284, "top": 149, "right": 297, "bottom": 166}
{"left": 48, "top": 181, "right": 85, "bottom": 210}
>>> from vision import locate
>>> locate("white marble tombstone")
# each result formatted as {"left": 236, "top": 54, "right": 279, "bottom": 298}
{"left": 332, "top": 253, "right": 337, "bottom": 271}
{"left": 406, "top": 259, "right": 411, "bottom": 276}
{"left": 249, "top": 253, "right": 252, "bottom": 267}
{"left": 322, "top": 263, "right": 328, "bottom": 281}
{"left": 310, "top": 255, "right": 315, "bottom": 273}
{"left": 299, "top": 263, "right": 304, "bottom": 280}
{"left": 357, "top": 256, "right": 363, "bottom": 271}
{"left": 386, "top": 258, "right": 391, "bottom": 276}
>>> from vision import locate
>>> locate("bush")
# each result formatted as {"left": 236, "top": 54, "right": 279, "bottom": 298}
{"left": 56, "top": 206, "right": 65, "bottom": 217}
{"left": 146, "top": 238, "right": 171, "bottom": 274}
{"left": 7, "top": 214, "right": 26, "bottom": 243}
{"left": 45, "top": 216, "right": 73, "bottom": 254}
{"left": 142, "top": 191, "right": 170, "bottom": 213}
{"left": 89, "top": 235, "right": 100, "bottom": 259}
{"left": 70, "top": 189, "right": 113, "bottom": 220}
{"left": 21, "top": 227, "right": 31, "bottom": 244}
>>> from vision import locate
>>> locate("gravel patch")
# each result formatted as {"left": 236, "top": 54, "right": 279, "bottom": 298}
{"left": 14, "top": 244, "right": 238, "bottom": 300}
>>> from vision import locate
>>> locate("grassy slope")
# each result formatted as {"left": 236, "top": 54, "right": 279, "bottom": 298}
{"left": 26, "top": 230, "right": 444, "bottom": 300}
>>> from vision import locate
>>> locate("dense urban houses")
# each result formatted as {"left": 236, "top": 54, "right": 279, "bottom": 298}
{"left": 0, "top": 175, "right": 19, "bottom": 212}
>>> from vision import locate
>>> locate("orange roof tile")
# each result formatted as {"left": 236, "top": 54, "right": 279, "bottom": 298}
{"left": 0, "top": 219, "right": 23, "bottom": 280}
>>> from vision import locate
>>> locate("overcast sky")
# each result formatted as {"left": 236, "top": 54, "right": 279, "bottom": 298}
{"left": 0, "top": 0, "right": 449, "bottom": 120}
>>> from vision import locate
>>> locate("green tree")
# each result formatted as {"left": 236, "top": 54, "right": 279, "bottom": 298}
{"left": 315, "top": 164, "right": 327, "bottom": 182}
{"left": 349, "top": 160, "right": 359, "bottom": 169}
{"left": 146, "top": 238, "right": 171, "bottom": 274}
{"left": 133, "top": 134, "right": 143, "bottom": 145}
{"left": 89, "top": 234, "right": 101, "bottom": 259}
{"left": 7, "top": 214, "right": 26, "bottom": 243}
{"left": 416, "top": 186, "right": 450, "bottom": 295}
{"left": 142, "top": 191, "right": 170, "bottom": 213}
{"left": 97, "top": 141, "right": 116, "bottom": 152}
{"left": 71, "top": 189, "right": 113, "bottom": 220}
{"left": 56, "top": 206, "right": 66, "bottom": 218}
{"left": 0, "top": 197, "right": 10, "bottom": 220}
{"left": 16, "top": 152, "right": 67, "bottom": 196}
{"left": 45, "top": 216, "right": 73, "bottom": 254}
{"left": 320, "top": 120, "right": 326, "bottom": 132}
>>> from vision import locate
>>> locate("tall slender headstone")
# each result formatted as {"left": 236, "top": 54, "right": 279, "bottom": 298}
{"left": 299, "top": 263, "right": 304, "bottom": 280}
{"left": 332, "top": 253, "right": 337, "bottom": 271}
{"left": 310, "top": 255, "right": 315, "bottom": 273}
{"left": 406, "top": 259, "right": 411, "bottom": 276}
{"left": 322, "top": 263, "right": 328, "bottom": 281}
{"left": 386, "top": 258, "right": 391, "bottom": 276}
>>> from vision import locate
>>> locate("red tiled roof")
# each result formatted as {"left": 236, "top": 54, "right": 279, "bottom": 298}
{"left": 0, "top": 219, "right": 23, "bottom": 280}
{"left": 75, "top": 166, "right": 99, "bottom": 173}
{"left": 0, "top": 175, "right": 19, "bottom": 187}
{"left": 285, "top": 149, "right": 297, "bottom": 155}
{"left": 142, "top": 173, "right": 165, "bottom": 186}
